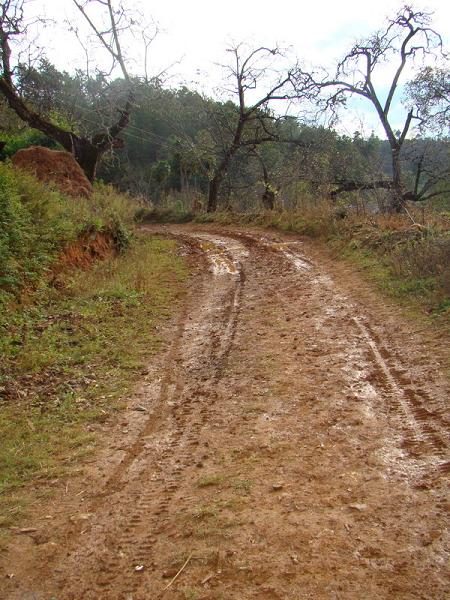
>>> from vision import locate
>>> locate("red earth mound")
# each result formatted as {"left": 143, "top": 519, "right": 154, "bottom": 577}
{"left": 12, "top": 146, "right": 93, "bottom": 198}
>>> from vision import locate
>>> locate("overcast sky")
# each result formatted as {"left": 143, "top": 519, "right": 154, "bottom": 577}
{"left": 25, "top": 0, "right": 450, "bottom": 136}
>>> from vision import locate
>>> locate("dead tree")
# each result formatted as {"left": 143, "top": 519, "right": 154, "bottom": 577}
{"left": 206, "top": 45, "right": 301, "bottom": 212}
{"left": 0, "top": 0, "right": 137, "bottom": 181}
{"left": 248, "top": 148, "right": 278, "bottom": 209}
{"left": 302, "top": 7, "right": 448, "bottom": 212}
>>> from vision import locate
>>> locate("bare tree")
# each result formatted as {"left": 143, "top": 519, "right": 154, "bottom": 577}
{"left": 206, "top": 44, "right": 300, "bottom": 212}
{"left": 0, "top": 0, "right": 139, "bottom": 181}
{"left": 304, "top": 6, "right": 448, "bottom": 212}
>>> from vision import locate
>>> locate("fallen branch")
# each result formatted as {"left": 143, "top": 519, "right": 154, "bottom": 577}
{"left": 329, "top": 179, "right": 393, "bottom": 199}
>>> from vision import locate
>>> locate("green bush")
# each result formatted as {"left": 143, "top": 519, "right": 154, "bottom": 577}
{"left": 0, "top": 164, "right": 138, "bottom": 303}
{"left": 0, "top": 129, "right": 56, "bottom": 159}
{"left": 0, "top": 163, "right": 73, "bottom": 295}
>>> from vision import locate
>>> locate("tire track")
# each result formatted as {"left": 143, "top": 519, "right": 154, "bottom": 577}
{"left": 212, "top": 228, "right": 449, "bottom": 479}
{"left": 46, "top": 232, "right": 247, "bottom": 600}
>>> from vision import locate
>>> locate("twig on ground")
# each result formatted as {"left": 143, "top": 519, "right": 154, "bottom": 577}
{"left": 162, "top": 552, "right": 193, "bottom": 592}
{"left": 403, "top": 205, "right": 419, "bottom": 227}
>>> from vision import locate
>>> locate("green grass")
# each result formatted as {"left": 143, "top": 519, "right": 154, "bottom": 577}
{"left": 231, "top": 478, "right": 252, "bottom": 495}
{"left": 0, "top": 162, "right": 139, "bottom": 302}
{"left": 0, "top": 233, "right": 188, "bottom": 529}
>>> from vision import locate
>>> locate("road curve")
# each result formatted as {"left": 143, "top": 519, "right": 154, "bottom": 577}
{"left": 2, "top": 225, "right": 449, "bottom": 600}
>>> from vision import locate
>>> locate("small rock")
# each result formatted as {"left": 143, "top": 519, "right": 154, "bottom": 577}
{"left": 272, "top": 484, "right": 284, "bottom": 491}
{"left": 69, "top": 513, "right": 93, "bottom": 523}
{"left": 134, "top": 565, "right": 145, "bottom": 572}
{"left": 349, "top": 503, "right": 367, "bottom": 511}
{"left": 422, "top": 529, "right": 441, "bottom": 546}
{"left": 32, "top": 532, "right": 51, "bottom": 545}
{"left": 17, "top": 527, "right": 38, "bottom": 534}
{"left": 39, "top": 541, "right": 58, "bottom": 557}
{"left": 162, "top": 568, "right": 179, "bottom": 578}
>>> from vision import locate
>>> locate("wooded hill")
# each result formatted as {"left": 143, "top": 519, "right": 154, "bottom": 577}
{"left": 0, "top": 4, "right": 449, "bottom": 213}
{"left": 1, "top": 63, "right": 449, "bottom": 213}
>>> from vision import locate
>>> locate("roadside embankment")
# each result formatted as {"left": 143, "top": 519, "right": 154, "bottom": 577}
{"left": 0, "top": 165, "right": 189, "bottom": 534}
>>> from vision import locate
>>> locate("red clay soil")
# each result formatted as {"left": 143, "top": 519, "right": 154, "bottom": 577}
{"left": 12, "top": 146, "right": 93, "bottom": 198}
{"left": 54, "top": 232, "right": 116, "bottom": 273}
{"left": 1, "top": 225, "right": 449, "bottom": 600}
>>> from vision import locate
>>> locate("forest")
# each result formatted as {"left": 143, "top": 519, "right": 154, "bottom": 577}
{"left": 0, "top": 1, "right": 449, "bottom": 215}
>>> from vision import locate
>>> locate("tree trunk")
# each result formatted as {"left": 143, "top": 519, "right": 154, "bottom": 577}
{"left": 73, "top": 139, "right": 101, "bottom": 182}
{"left": 329, "top": 179, "right": 393, "bottom": 199}
{"left": 206, "top": 120, "right": 245, "bottom": 212}
{"left": 390, "top": 147, "right": 405, "bottom": 213}
{"left": 207, "top": 172, "right": 223, "bottom": 212}
{"left": 262, "top": 186, "right": 275, "bottom": 210}
{"left": 207, "top": 150, "right": 236, "bottom": 212}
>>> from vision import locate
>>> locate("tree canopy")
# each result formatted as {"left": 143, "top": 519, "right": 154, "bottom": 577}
{"left": 0, "top": 2, "right": 449, "bottom": 212}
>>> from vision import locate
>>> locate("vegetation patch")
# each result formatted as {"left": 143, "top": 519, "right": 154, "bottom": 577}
{"left": 0, "top": 167, "right": 189, "bottom": 530}
{"left": 0, "top": 163, "right": 135, "bottom": 301}
{"left": 0, "top": 234, "right": 188, "bottom": 528}
{"left": 197, "top": 474, "right": 225, "bottom": 488}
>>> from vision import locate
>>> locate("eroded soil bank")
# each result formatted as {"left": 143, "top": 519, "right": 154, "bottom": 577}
{"left": 1, "top": 225, "right": 449, "bottom": 600}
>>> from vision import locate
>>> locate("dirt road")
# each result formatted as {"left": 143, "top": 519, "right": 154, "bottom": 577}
{"left": 2, "top": 225, "right": 449, "bottom": 599}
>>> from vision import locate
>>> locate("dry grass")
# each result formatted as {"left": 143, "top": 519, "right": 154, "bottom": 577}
{"left": 194, "top": 203, "right": 450, "bottom": 316}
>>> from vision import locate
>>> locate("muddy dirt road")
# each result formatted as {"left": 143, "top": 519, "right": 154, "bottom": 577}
{"left": 2, "top": 225, "right": 449, "bottom": 599}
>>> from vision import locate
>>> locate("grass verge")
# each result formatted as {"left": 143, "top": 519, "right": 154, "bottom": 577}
{"left": 0, "top": 232, "right": 188, "bottom": 530}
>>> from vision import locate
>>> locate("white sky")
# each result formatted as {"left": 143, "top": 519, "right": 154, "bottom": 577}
{"left": 24, "top": 0, "right": 450, "bottom": 136}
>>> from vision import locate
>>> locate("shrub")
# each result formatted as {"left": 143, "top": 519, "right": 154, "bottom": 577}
{"left": 0, "top": 129, "right": 56, "bottom": 159}
{"left": 0, "top": 163, "right": 72, "bottom": 294}
{"left": 0, "top": 164, "right": 139, "bottom": 302}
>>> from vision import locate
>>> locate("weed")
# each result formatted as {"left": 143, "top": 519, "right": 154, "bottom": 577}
{"left": 198, "top": 474, "right": 224, "bottom": 487}
{"left": 231, "top": 479, "right": 252, "bottom": 495}
{"left": 192, "top": 505, "right": 218, "bottom": 520}
{"left": 242, "top": 404, "right": 265, "bottom": 414}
